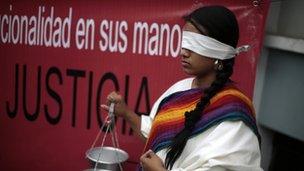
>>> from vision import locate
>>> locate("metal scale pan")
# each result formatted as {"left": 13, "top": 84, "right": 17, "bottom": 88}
{"left": 85, "top": 103, "right": 129, "bottom": 171}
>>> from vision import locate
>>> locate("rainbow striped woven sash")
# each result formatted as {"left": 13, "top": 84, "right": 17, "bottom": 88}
{"left": 144, "top": 85, "right": 261, "bottom": 153}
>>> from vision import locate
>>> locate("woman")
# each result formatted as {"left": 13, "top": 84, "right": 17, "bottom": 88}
{"left": 101, "top": 5, "right": 262, "bottom": 171}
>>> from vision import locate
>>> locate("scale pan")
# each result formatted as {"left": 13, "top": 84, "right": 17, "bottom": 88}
{"left": 86, "top": 146, "right": 129, "bottom": 164}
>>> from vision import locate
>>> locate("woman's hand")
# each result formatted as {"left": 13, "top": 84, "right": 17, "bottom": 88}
{"left": 140, "top": 150, "right": 167, "bottom": 171}
{"left": 100, "top": 91, "right": 147, "bottom": 141}
{"left": 100, "top": 91, "right": 131, "bottom": 118}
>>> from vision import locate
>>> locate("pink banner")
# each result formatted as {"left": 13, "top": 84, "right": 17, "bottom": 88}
{"left": 0, "top": 0, "right": 269, "bottom": 170}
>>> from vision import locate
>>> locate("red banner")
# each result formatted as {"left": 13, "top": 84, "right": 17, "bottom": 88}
{"left": 0, "top": 0, "right": 269, "bottom": 170}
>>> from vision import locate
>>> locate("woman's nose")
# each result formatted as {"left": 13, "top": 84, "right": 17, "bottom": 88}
{"left": 180, "top": 48, "right": 190, "bottom": 58}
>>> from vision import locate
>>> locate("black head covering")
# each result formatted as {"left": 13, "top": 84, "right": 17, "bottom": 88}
{"left": 185, "top": 5, "right": 239, "bottom": 48}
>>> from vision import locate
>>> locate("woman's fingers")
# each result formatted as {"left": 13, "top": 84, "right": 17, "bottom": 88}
{"left": 141, "top": 149, "right": 154, "bottom": 159}
{"left": 140, "top": 154, "right": 148, "bottom": 164}
{"left": 106, "top": 95, "right": 114, "bottom": 105}
{"left": 106, "top": 91, "right": 122, "bottom": 104}
{"left": 100, "top": 104, "right": 109, "bottom": 111}
{"left": 106, "top": 92, "right": 116, "bottom": 105}
{"left": 103, "top": 91, "right": 129, "bottom": 117}
{"left": 140, "top": 149, "right": 161, "bottom": 170}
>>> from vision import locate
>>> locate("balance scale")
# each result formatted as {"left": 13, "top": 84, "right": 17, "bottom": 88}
{"left": 84, "top": 103, "right": 129, "bottom": 171}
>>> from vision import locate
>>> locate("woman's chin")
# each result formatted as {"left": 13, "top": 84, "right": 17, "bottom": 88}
{"left": 182, "top": 68, "right": 196, "bottom": 76}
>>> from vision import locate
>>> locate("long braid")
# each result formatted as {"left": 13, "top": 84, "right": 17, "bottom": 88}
{"left": 165, "top": 59, "right": 234, "bottom": 169}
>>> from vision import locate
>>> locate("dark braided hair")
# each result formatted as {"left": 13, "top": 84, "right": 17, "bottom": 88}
{"left": 165, "top": 6, "right": 239, "bottom": 169}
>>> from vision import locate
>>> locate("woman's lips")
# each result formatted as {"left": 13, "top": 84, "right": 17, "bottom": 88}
{"left": 181, "top": 60, "right": 191, "bottom": 67}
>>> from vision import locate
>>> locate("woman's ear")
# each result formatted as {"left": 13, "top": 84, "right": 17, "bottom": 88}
{"left": 214, "top": 60, "right": 223, "bottom": 71}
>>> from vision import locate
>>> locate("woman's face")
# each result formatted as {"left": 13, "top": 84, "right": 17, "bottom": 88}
{"left": 181, "top": 22, "right": 216, "bottom": 78}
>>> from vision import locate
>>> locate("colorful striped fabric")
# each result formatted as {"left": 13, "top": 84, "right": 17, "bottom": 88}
{"left": 144, "top": 85, "right": 261, "bottom": 153}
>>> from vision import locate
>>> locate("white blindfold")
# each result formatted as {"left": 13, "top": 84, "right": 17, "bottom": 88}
{"left": 182, "top": 31, "right": 250, "bottom": 60}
